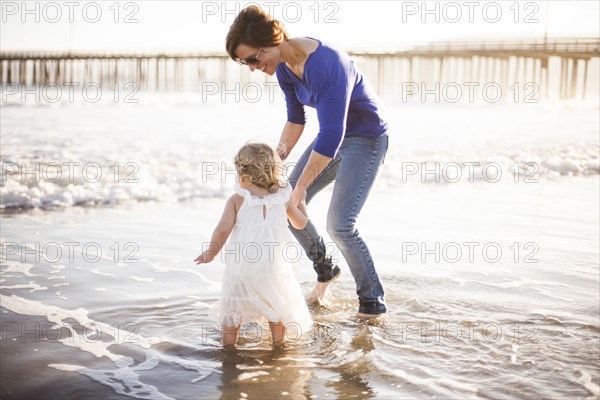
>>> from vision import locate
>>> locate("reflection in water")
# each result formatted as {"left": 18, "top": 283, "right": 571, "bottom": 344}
{"left": 218, "top": 347, "right": 312, "bottom": 400}
{"left": 208, "top": 298, "right": 386, "bottom": 400}
{"left": 330, "top": 323, "right": 379, "bottom": 400}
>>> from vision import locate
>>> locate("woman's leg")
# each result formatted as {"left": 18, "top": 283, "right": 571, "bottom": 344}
{"left": 287, "top": 140, "right": 341, "bottom": 284}
{"left": 222, "top": 325, "right": 240, "bottom": 348}
{"left": 269, "top": 321, "right": 286, "bottom": 345}
{"left": 326, "top": 135, "right": 389, "bottom": 316}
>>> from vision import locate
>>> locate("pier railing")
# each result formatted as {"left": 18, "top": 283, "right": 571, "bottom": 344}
{"left": 2, "top": 38, "right": 598, "bottom": 60}
{"left": 1, "top": 38, "right": 599, "bottom": 100}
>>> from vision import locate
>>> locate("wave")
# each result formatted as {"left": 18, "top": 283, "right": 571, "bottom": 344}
{"left": 2, "top": 92, "right": 598, "bottom": 212}
{"left": 381, "top": 144, "right": 599, "bottom": 186}
{"left": 0, "top": 159, "right": 229, "bottom": 210}
{"left": 1, "top": 143, "right": 597, "bottom": 211}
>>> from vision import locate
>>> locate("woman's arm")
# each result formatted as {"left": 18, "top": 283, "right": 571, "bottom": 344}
{"left": 286, "top": 199, "right": 308, "bottom": 229}
{"left": 275, "top": 66, "right": 306, "bottom": 160}
{"left": 277, "top": 121, "right": 304, "bottom": 160}
{"left": 290, "top": 49, "right": 354, "bottom": 205}
{"left": 194, "top": 195, "right": 238, "bottom": 264}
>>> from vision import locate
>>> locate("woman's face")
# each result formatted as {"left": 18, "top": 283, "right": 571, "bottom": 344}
{"left": 235, "top": 44, "right": 277, "bottom": 76}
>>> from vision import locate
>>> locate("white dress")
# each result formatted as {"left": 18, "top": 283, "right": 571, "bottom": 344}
{"left": 209, "top": 183, "right": 312, "bottom": 332}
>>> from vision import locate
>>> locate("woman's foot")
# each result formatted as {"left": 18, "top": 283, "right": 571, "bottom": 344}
{"left": 306, "top": 266, "right": 341, "bottom": 304}
{"left": 356, "top": 298, "right": 387, "bottom": 319}
{"left": 355, "top": 312, "right": 385, "bottom": 319}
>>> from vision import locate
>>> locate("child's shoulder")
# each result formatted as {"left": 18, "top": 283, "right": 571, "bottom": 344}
{"left": 227, "top": 193, "right": 244, "bottom": 211}
{"left": 228, "top": 193, "right": 244, "bottom": 202}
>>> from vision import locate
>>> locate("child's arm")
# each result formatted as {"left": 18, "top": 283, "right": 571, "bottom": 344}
{"left": 194, "top": 195, "right": 238, "bottom": 264}
{"left": 286, "top": 200, "right": 308, "bottom": 230}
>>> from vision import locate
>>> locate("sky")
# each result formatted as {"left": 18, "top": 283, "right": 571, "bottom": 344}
{"left": 1, "top": 0, "right": 599, "bottom": 52}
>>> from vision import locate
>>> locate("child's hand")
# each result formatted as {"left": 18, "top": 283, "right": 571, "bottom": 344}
{"left": 194, "top": 252, "right": 215, "bottom": 264}
{"left": 285, "top": 199, "right": 308, "bottom": 230}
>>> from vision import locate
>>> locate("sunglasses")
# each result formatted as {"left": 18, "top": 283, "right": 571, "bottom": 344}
{"left": 237, "top": 48, "right": 263, "bottom": 66}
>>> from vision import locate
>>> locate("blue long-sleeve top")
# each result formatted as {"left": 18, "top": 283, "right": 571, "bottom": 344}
{"left": 276, "top": 38, "right": 388, "bottom": 158}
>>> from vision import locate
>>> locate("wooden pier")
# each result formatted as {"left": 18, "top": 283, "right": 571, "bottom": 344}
{"left": 1, "top": 38, "right": 598, "bottom": 100}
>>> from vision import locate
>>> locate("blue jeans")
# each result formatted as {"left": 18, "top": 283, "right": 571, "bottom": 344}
{"left": 287, "top": 134, "right": 389, "bottom": 314}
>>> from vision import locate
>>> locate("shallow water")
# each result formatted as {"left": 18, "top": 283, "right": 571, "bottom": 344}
{"left": 1, "top": 94, "right": 599, "bottom": 209}
{"left": 1, "top": 95, "right": 599, "bottom": 398}
{"left": 1, "top": 177, "right": 599, "bottom": 399}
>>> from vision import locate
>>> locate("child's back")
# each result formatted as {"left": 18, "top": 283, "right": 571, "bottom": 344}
{"left": 210, "top": 182, "right": 312, "bottom": 334}
{"left": 195, "top": 142, "right": 311, "bottom": 347}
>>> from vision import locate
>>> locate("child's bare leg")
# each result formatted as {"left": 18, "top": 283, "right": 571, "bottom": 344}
{"left": 269, "top": 321, "right": 286, "bottom": 345}
{"left": 222, "top": 325, "right": 240, "bottom": 348}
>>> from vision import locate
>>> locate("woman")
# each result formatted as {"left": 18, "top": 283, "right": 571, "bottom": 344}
{"left": 226, "top": 6, "right": 389, "bottom": 318}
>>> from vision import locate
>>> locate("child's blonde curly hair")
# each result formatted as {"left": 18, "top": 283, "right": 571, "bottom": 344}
{"left": 234, "top": 143, "right": 283, "bottom": 194}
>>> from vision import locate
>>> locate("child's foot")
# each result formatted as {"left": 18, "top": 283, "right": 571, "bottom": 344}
{"left": 269, "top": 321, "right": 286, "bottom": 346}
{"left": 306, "top": 267, "right": 341, "bottom": 304}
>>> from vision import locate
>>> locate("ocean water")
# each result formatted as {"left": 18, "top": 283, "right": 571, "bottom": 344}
{"left": 1, "top": 93, "right": 598, "bottom": 209}
{"left": 1, "top": 94, "right": 599, "bottom": 399}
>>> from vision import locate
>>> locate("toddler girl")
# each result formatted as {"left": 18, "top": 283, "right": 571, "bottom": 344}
{"left": 194, "top": 143, "right": 312, "bottom": 348}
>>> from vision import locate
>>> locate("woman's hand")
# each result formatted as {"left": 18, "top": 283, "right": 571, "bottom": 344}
{"left": 276, "top": 143, "right": 287, "bottom": 160}
{"left": 277, "top": 122, "right": 305, "bottom": 160}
